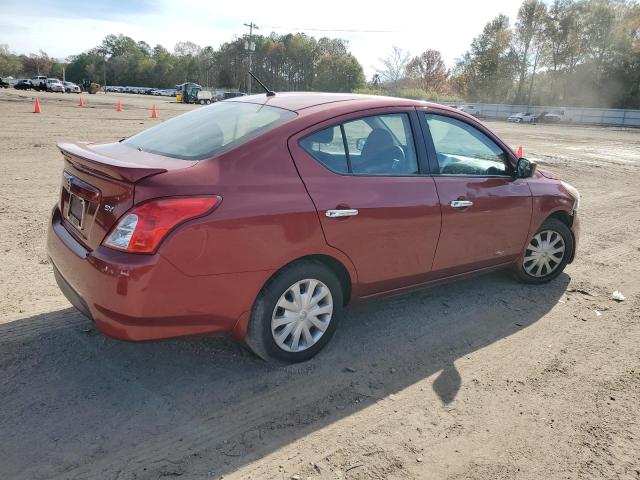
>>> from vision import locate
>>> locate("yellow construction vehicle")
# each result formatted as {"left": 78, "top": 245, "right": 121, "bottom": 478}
{"left": 81, "top": 80, "right": 101, "bottom": 94}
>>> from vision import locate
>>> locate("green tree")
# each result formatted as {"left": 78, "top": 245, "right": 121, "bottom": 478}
{"left": 514, "top": 0, "right": 548, "bottom": 103}
{"left": 454, "top": 15, "right": 518, "bottom": 102}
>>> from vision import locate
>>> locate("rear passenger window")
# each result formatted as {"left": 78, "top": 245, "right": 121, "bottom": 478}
{"left": 300, "top": 113, "right": 419, "bottom": 176}
{"left": 299, "top": 125, "right": 348, "bottom": 173}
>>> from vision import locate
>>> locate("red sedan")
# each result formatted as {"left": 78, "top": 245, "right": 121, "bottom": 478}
{"left": 47, "top": 93, "right": 580, "bottom": 362}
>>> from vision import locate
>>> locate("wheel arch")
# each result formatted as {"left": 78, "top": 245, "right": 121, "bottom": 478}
{"left": 263, "top": 254, "right": 353, "bottom": 306}
{"left": 230, "top": 253, "right": 354, "bottom": 341}
{"left": 547, "top": 209, "right": 574, "bottom": 228}
{"left": 535, "top": 209, "right": 577, "bottom": 263}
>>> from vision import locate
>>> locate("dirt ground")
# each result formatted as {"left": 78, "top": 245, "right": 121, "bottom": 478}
{"left": 0, "top": 89, "right": 638, "bottom": 480}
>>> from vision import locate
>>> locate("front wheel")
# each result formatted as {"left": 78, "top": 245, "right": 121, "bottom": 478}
{"left": 515, "top": 218, "right": 574, "bottom": 284}
{"left": 245, "top": 260, "right": 343, "bottom": 363}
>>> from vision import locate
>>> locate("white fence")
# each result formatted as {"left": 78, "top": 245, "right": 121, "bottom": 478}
{"left": 438, "top": 102, "right": 640, "bottom": 127}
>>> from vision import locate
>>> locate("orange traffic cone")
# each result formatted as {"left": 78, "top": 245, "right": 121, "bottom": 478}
{"left": 516, "top": 146, "right": 523, "bottom": 157}
{"left": 116, "top": 100, "right": 123, "bottom": 112}
{"left": 33, "top": 97, "right": 41, "bottom": 113}
{"left": 79, "top": 96, "right": 84, "bottom": 107}
{"left": 151, "top": 104, "right": 158, "bottom": 119}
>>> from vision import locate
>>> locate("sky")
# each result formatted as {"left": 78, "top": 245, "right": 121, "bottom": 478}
{"left": 0, "top": 0, "right": 521, "bottom": 79}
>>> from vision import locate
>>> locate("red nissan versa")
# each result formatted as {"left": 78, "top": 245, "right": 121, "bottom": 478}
{"left": 47, "top": 93, "right": 580, "bottom": 363}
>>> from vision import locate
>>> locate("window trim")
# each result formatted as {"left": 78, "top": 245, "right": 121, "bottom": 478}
{"left": 418, "top": 110, "right": 515, "bottom": 178}
{"left": 297, "top": 111, "right": 429, "bottom": 178}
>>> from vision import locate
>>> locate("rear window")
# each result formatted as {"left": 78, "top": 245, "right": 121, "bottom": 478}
{"left": 124, "top": 102, "right": 296, "bottom": 160}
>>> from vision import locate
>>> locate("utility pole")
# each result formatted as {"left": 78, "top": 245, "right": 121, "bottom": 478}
{"left": 243, "top": 22, "right": 258, "bottom": 94}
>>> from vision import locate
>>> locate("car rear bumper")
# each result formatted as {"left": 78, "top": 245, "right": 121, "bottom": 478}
{"left": 47, "top": 206, "right": 269, "bottom": 341}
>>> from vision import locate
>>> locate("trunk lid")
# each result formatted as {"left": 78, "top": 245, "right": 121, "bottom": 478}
{"left": 57, "top": 142, "right": 197, "bottom": 251}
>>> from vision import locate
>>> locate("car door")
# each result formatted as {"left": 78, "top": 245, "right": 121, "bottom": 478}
{"left": 419, "top": 110, "right": 532, "bottom": 275}
{"left": 289, "top": 109, "right": 441, "bottom": 296}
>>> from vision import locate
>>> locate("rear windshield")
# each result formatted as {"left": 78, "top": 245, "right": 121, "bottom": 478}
{"left": 124, "top": 102, "right": 296, "bottom": 160}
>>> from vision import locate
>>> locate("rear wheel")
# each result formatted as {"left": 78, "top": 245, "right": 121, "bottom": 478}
{"left": 515, "top": 218, "right": 573, "bottom": 284}
{"left": 246, "top": 260, "right": 343, "bottom": 363}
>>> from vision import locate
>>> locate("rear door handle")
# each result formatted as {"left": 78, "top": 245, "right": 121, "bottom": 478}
{"left": 326, "top": 209, "right": 359, "bottom": 218}
{"left": 449, "top": 200, "right": 473, "bottom": 208}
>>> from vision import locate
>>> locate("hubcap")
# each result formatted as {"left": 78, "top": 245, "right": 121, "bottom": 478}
{"left": 523, "top": 229, "right": 566, "bottom": 277}
{"left": 271, "top": 279, "right": 333, "bottom": 353}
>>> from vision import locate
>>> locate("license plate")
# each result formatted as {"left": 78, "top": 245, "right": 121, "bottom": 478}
{"left": 67, "top": 193, "right": 85, "bottom": 229}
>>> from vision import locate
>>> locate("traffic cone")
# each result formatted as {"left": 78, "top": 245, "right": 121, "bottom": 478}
{"left": 33, "top": 98, "right": 41, "bottom": 113}
{"left": 79, "top": 96, "right": 84, "bottom": 107}
{"left": 516, "top": 146, "right": 523, "bottom": 157}
{"left": 116, "top": 100, "right": 122, "bottom": 112}
{"left": 151, "top": 104, "right": 158, "bottom": 119}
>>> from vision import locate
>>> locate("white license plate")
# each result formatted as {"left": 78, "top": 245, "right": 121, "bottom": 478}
{"left": 67, "top": 193, "right": 85, "bottom": 229}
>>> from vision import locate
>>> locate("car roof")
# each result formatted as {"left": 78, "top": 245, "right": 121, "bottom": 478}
{"left": 228, "top": 92, "right": 454, "bottom": 114}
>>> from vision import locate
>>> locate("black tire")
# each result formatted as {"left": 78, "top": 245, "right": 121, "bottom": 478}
{"left": 246, "top": 260, "right": 344, "bottom": 363}
{"left": 515, "top": 217, "right": 574, "bottom": 284}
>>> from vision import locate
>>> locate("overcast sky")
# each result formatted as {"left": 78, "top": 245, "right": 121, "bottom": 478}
{"left": 1, "top": 0, "right": 521, "bottom": 78}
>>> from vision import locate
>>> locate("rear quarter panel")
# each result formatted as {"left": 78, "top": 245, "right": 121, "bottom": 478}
{"left": 135, "top": 124, "right": 358, "bottom": 281}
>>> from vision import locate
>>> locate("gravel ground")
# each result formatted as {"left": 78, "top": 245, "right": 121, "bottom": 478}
{"left": 0, "top": 89, "right": 638, "bottom": 480}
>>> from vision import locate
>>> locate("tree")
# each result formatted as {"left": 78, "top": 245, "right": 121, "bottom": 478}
{"left": 405, "top": 50, "right": 448, "bottom": 93}
{"left": 514, "top": 0, "right": 548, "bottom": 103}
{"left": 0, "top": 45, "right": 23, "bottom": 77}
{"left": 315, "top": 53, "right": 365, "bottom": 92}
{"left": 454, "top": 15, "right": 518, "bottom": 102}
{"left": 21, "top": 50, "right": 54, "bottom": 77}
{"left": 375, "top": 46, "right": 410, "bottom": 89}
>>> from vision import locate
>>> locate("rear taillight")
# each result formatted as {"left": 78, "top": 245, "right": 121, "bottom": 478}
{"left": 103, "top": 196, "right": 220, "bottom": 253}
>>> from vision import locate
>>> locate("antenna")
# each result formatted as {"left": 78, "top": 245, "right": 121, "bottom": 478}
{"left": 249, "top": 72, "right": 276, "bottom": 97}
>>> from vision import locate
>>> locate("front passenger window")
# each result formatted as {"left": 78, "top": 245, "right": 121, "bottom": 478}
{"left": 425, "top": 114, "right": 508, "bottom": 176}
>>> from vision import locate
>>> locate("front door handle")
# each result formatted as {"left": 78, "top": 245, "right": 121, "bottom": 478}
{"left": 326, "top": 209, "right": 359, "bottom": 218}
{"left": 449, "top": 200, "right": 473, "bottom": 208}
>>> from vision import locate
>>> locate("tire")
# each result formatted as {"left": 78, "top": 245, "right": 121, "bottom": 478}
{"left": 245, "top": 260, "right": 344, "bottom": 363}
{"left": 515, "top": 217, "right": 574, "bottom": 284}
{"left": 205, "top": 99, "right": 211, "bottom": 105}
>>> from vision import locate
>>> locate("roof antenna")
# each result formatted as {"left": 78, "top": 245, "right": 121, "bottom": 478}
{"left": 249, "top": 72, "right": 276, "bottom": 97}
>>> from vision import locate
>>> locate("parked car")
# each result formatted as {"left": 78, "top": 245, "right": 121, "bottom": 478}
{"left": 62, "top": 81, "right": 81, "bottom": 93}
{"left": 456, "top": 104, "right": 480, "bottom": 116}
{"left": 45, "top": 78, "right": 65, "bottom": 93}
{"left": 31, "top": 75, "right": 48, "bottom": 91}
{"left": 47, "top": 93, "right": 580, "bottom": 363}
{"left": 13, "top": 79, "right": 32, "bottom": 90}
{"left": 537, "top": 111, "right": 564, "bottom": 123}
{"left": 508, "top": 112, "right": 537, "bottom": 123}
{"left": 0, "top": 77, "right": 10, "bottom": 88}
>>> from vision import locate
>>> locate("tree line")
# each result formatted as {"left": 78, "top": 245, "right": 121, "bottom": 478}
{"left": 0, "top": 33, "right": 365, "bottom": 93}
{"left": 0, "top": 0, "right": 638, "bottom": 107}
{"left": 372, "top": 0, "right": 639, "bottom": 108}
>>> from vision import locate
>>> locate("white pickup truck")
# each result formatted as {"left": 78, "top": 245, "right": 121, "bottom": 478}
{"left": 31, "top": 76, "right": 48, "bottom": 91}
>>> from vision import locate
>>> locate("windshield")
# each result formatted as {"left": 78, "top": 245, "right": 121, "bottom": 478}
{"left": 124, "top": 102, "right": 296, "bottom": 160}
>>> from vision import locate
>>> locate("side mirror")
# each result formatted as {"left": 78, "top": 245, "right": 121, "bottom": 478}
{"left": 515, "top": 158, "right": 537, "bottom": 178}
{"left": 355, "top": 138, "right": 366, "bottom": 151}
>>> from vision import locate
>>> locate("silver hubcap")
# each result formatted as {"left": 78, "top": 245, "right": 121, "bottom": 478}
{"left": 523, "top": 229, "right": 566, "bottom": 277}
{"left": 271, "top": 279, "right": 333, "bottom": 353}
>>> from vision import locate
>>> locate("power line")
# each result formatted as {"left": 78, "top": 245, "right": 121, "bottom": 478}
{"left": 259, "top": 25, "right": 399, "bottom": 33}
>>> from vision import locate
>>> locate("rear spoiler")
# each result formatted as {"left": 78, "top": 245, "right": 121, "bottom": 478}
{"left": 58, "top": 143, "right": 168, "bottom": 183}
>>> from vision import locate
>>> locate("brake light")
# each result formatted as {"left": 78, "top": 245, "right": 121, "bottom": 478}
{"left": 103, "top": 196, "right": 220, "bottom": 253}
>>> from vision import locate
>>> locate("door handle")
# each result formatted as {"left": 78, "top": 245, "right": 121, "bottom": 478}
{"left": 449, "top": 200, "right": 473, "bottom": 208}
{"left": 326, "top": 209, "right": 359, "bottom": 218}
